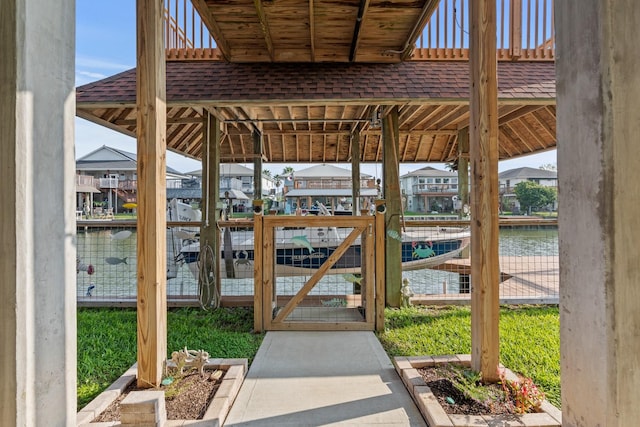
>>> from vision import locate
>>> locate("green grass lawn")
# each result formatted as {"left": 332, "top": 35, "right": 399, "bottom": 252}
{"left": 377, "top": 305, "right": 560, "bottom": 408}
{"left": 78, "top": 305, "right": 560, "bottom": 410}
{"left": 77, "top": 307, "right": 263, "bottom": 408}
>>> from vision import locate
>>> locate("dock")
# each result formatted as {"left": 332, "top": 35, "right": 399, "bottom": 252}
{"left": 416, "top": 256, "right": 559, "bottom": 305}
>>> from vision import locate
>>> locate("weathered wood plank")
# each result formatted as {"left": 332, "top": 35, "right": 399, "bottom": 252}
{"left": 253, "top": 201, "right": 264, "bottom": 332}
{"left": 136, "top": 0, "right": 167, "bottom": 388}
{"left": 383, "top": 106, "right": 402, "bottom": 307}
{"left": 375, "top": 200, "right": 386, "bottom": 330}
{"left": 469, "top": 0, "right": 500, "bottom": 382}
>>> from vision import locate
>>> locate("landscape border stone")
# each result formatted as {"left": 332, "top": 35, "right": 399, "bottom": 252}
{"left": 77, "top": 359, "right": 248, "bottom": 427}
{"left": 393, "top": 355, "right": 562, "bottom": 427}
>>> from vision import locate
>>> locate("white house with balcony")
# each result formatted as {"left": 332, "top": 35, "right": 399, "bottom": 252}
{"left": 187, "top": 164, "right": 276, "bottom": 197}
{"left": 498, "top": 167, "right": 558, "bottom": 213}
{"left": 400, "top": 166, "right": 459, "bottom": 213}
{"left": 75, "top": 145, "right": 187, "bottom": 215}
{"left": 284, "top": 164, "right": 377, "bottom": 213}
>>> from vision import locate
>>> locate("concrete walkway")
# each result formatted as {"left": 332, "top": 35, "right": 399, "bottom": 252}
{"left": 225, "top": 331, "right": 427, "bottom": 426}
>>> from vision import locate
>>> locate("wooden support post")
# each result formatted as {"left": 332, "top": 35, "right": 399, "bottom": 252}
{"left": 375, "top": 200, "right": 386, "bottom": 330}
{"left": 469, "top": 0, "right": 500, "bottom": 382}
{"left": 200, "top": 112, "right": 221, "bottom": 304}
{"left": 136, "top": 0, "right": 167, "bottom": 388}
{"left": 457, "top": 128, "right": 470, "bottom": 218}
{"left": 351, "top": 132, "right": 361, "bottom": 215}
{"left": 253, "top": 200, "right": 264, "bottom": 332}
{"left": 253, "top": 130, "right": 263, "bottom": 199}
{"left": 382, "top": 106, "right": 402, "bottom": 307}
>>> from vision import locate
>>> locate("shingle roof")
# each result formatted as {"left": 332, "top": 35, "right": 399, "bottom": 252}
{"left": 400, "top": 166, "right": 457, "bottom": 178}
{"left": 77, "top": 61, "right": 555, "bottom": 104}
{"left": 498, "top": 167, "right": 557, "bottom": 180}
{"left": 293, "top": 164, "right": 372, "bottom": 178}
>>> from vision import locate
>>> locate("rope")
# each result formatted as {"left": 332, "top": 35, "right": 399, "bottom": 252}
{"left": 197, "top": 240, "right": 220, "bottom": 310}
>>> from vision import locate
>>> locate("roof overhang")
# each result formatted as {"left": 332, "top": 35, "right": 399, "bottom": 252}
{"left": 76, "top": 61, "right": 556, "bottom": 164}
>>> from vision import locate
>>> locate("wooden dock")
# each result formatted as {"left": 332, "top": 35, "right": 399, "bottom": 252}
{"left": 415, "top": 256, "right": 559, "bottom": 305}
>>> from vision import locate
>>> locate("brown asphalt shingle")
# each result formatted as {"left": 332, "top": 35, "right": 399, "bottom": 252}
{"left": 76, "top": 61, "right": 555, "bottom": 104}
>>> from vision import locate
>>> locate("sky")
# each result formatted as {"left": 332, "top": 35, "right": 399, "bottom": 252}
{"left": 75, "top": 0, "right": 557, "bottom": 177}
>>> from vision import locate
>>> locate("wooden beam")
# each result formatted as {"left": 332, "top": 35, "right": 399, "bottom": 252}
{"left": 190, "top": 0, "right": 231, "bottom": 61}
{"left": 309, "top": 0, "right": 316, "bottom": 61}
{"left": 469, "top": 0, "right": 500, "bottom": 382}
{"left": 254, "top": 0, "right": 275, "bottom": 61}
{"left": 136, "top": 0, "right": 167, "bottom": 388}
{"left": 200, "top": 112, "right": 221, "bottom": 307}
{"left": 253, "top": 200, "right": 264, "bottom": 332}
{"left": 497, "top": 105, "right": 544, "bottom": 126}
{"left": 457, "top": 128, "right": 470, "bottom": 217}
{"left": 351, "top": 132, "right": 361, "bottom": 215}
{"left": 382, "top": 106, "right": 402, "bottom": 307}
{"left": 401, "top": 0, "right": 441, "bottom": 60}
{"left": 253, "top": 130, "right": 263, "bottom": 199}
{"left": 349, "top": 0, "right": 371, "bottom": 62}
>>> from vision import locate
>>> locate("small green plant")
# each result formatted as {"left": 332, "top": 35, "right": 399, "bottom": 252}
{"left": 499, "top": 369, "right": 545, "bottom": 413}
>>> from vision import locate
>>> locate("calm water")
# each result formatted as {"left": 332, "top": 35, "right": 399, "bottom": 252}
{"left": 76, "top": 228, "right": 558, "bottom": 298}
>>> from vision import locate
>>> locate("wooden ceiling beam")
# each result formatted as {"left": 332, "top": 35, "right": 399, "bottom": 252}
{"left": 531, "top": 110, "right": 556, "bottom": 141}
{"left": 349, "top": 0, "right": 371, "bottom": 62}
{"left": 517, "top": 117, "right": 550, "bottom": 150}
{"left": 309, "top": 0, "right": 316, "bottom": 61}
{"left": 497, "top": 128, "right": 518, "bottom": 157}
{"left": 190, "top": 0, "right": 231, "bottom": 61}
{"left": 401, "top": 0, "right": 441, "bottom": 60}
{"left": 254, "top": 0, "right": 275, "bottom": 61}
{"left": 498, "top": 105, "right": 544, "bottom": 125}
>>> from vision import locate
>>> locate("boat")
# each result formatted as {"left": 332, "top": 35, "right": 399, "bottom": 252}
{"left": 170, "top": 201, "right": 470, "bottom": 280}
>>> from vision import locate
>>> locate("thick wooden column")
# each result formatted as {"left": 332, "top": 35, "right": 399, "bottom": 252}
{"left": 200, "top": 112, "right": 221, "bottom": 300}
{"left": 136, "top": 0, "right": 167, "bottom": 388}
{"left": 382, "top": 106, "right": 402, "bottom": 307}
{"left": 253, "top": 130, "right": 263, "bottom": 199}
{"left": 351, "top": 132, "right": 361, "bottom": 215}
{"left": 469, "top": 0, "right": 500, "bottom": 382}
{"left": 457, "top": 128, "right": 470, "bottom": 215}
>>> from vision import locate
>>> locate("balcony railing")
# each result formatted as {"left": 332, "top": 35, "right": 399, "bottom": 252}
{"left": 413, "top": 0, "right": 554, "bottom": 61}
{"left": 76, "top": 174, "right": 100, "bottom": 188}
{"left": 163, "top": 0, "right": 554, "bottom": 62}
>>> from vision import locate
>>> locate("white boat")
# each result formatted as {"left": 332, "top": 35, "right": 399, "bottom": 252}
{"left": 171, "top": 202, "right": 470, "bottom": 280}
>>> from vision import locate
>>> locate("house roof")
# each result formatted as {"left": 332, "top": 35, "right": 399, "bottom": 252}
{"left": 293, "top": 164, "right": 372, "bottom": 179}
{"left": 76, "top": 61, "right": 556, "bottom": 164}
{"left": 400, "top": 166, "right": 457, "bottom": 178}
{"left": 498, "top": 167, "right": 557, "bottom": 180}
{"left": 76, "top": 145, "right": 186, "bottom": 178}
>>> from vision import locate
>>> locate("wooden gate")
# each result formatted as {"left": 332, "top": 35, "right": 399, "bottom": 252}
{"left": 253, "top": 208, "right": 385, "bottom": 332}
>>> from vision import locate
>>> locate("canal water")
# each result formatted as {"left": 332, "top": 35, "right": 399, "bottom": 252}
{"left": 76, "top": 227, "right": 559, "bottom": 299}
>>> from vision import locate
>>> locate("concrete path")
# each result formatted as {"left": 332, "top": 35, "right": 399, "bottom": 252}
{"left": 224, "top": 331, "right": 427, "bottom": 426}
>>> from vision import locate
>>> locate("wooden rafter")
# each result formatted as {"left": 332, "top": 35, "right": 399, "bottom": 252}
{"left": 400, "top": 0, "right": 441, "bottom": 60}
{"left": 253, "top": 0, "right": 275, "bottom": 61}
{"left": 515, "top": 117, "right": 548, "bottom": 150}
{"left": 531, "top": 110, "right": 556, "bottom": 141}
{"left": 349, "top": 0, "right": 371, "bottom": 62}
{"left": 498, "top": 105, "right": 544, "bottom": 125}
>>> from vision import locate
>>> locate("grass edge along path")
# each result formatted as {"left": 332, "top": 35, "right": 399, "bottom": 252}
{"left": 78, "top": 305, "right": 560, "bottom": 410}
{"left": 77, "top": 307, "right": 263, "bottom": 409}
{"left": 377, "top": 305, "right": 560, "bottom": 408}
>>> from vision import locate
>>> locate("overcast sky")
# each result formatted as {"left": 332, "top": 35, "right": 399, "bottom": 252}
{"left": 75, "top": 0, "right": 557, "bottom": 176}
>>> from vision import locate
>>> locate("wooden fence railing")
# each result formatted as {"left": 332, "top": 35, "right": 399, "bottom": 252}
{"left": 163, "top": 0, "right": 554, "bottom": 62}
